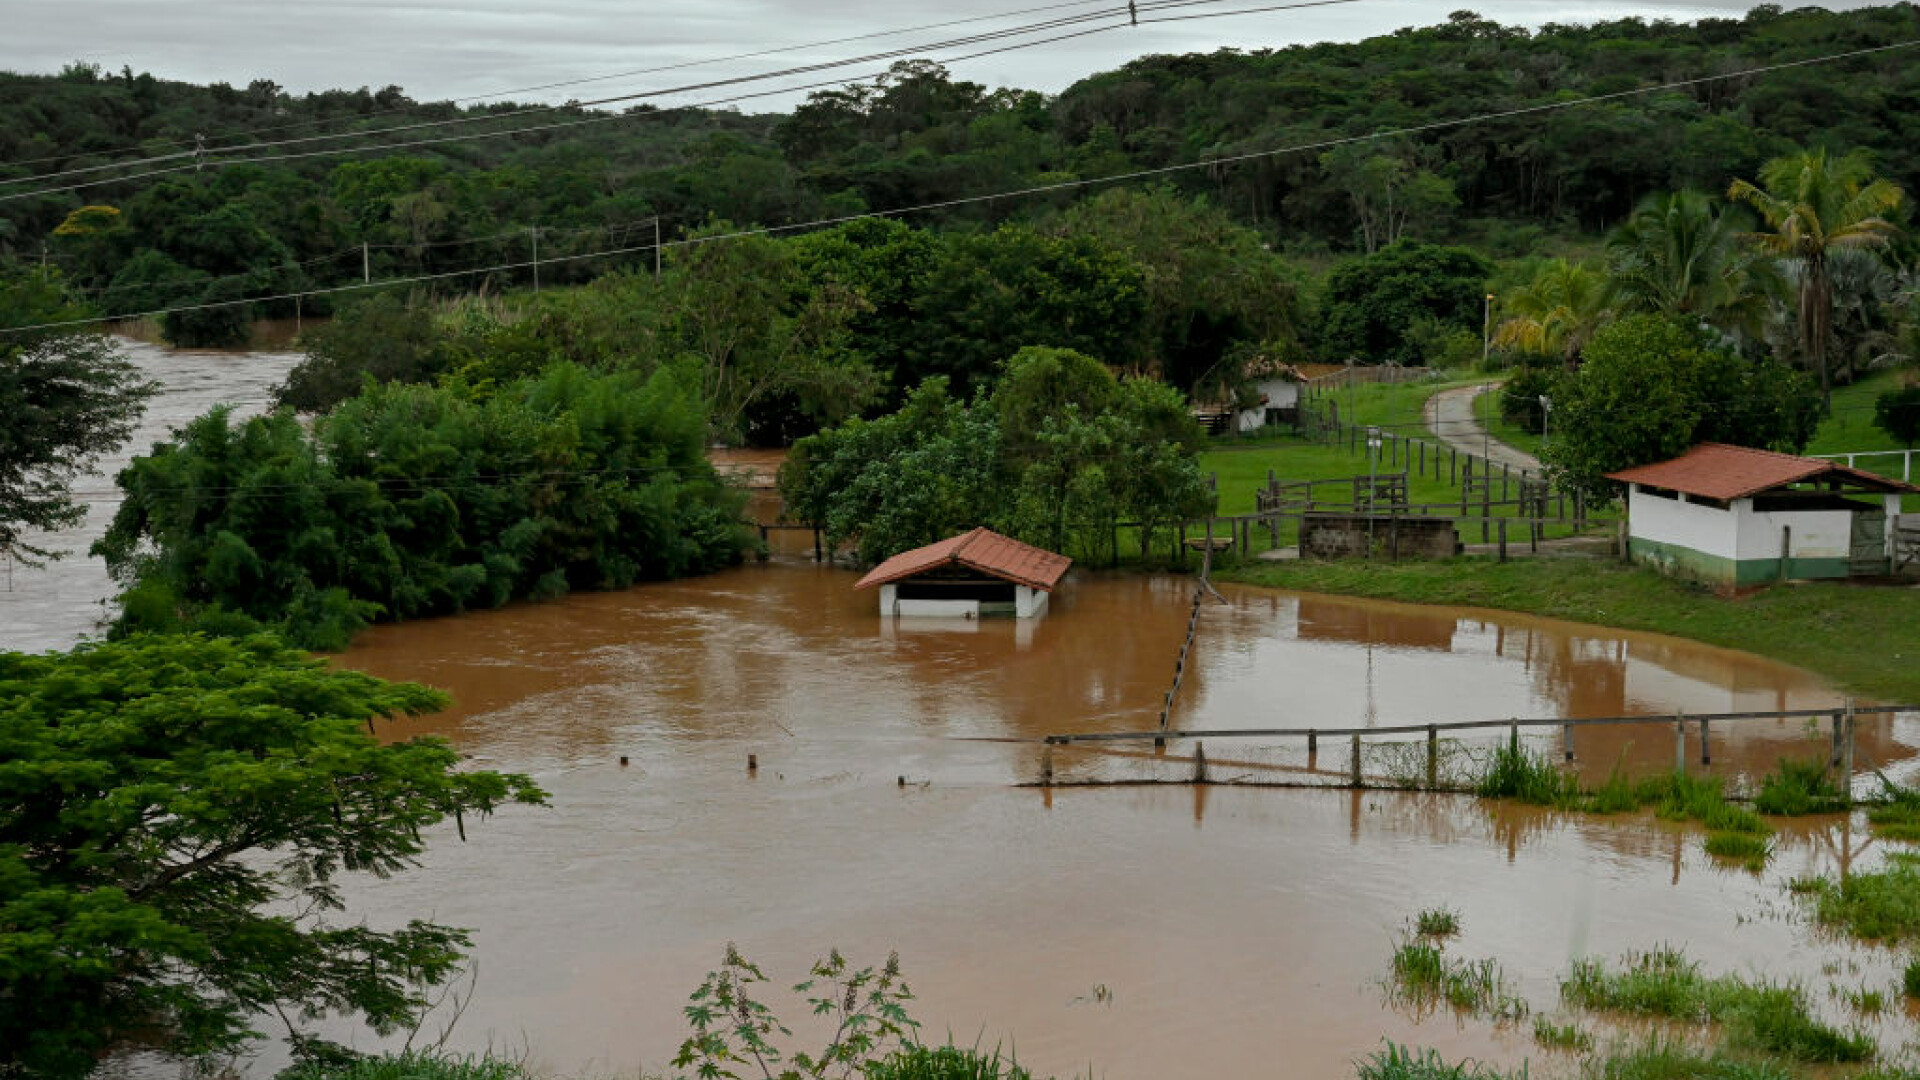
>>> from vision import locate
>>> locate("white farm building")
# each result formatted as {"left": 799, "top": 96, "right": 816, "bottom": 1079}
{"left": 1608, "top": 443, "right": 1917, "bottom": 589}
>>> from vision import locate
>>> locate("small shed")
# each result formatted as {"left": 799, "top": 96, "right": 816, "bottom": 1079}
{"left": 1607, "top": 443, "right": 1918, "bottom": 588}
{"left": 1233, "top": 357, "right": 1305, "bottom": 434}
{"left": 854, "top": 528, "right": 1072, "bottom": 618}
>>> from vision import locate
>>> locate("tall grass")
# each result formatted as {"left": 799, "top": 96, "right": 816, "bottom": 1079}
{"left": 1753, "top": 759, "right": 1844, "bottom": 816}
{"left": 1559, "top": 948, "right": 1872, "bottom": 1064}
{"left": 1475, "top": 742, "right": 1581, "bottom": 807}
{"left": 1803, "top": 861, "right": 1920, "bottom": 943}
{"left": 277, "top": 1053, "right": 533, "bottom": 1080}
{"left": 1574, "top": 1039, "right": 1798, "bottom": 1079}
{"left": 1355, "top": 1042, "right": 1510, "bottom": 1080}
{"left": 866, "top": 1044, "right": 1035, "bottom": 1080}
{"left": 1387, "top": 916, "right": 1527, "bottom": 1022}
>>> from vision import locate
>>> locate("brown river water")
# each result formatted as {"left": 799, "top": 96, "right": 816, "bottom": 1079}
{"left": 14, "top": 342, "right": 1920, "bottom": 1077}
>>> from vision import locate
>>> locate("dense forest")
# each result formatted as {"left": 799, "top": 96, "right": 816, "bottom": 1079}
{"left": 5, "top": 3, "right": 1920, "bottom": 332}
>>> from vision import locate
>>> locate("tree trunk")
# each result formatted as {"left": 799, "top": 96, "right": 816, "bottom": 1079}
{"left": 1802, "top": 254, "right": 1832, "bottom": 415}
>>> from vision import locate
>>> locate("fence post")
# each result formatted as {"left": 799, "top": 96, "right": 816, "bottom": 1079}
{"left": 1699, "top": 717, "right": 1711, "bottom": 766}
{"left": 1674, "top": 713, "right": 1686, "bottom": 775}
{"left": 1508, "top": 720, "right": 1519, "bottom": 754}
{"left": 1308, "top": 728, "right": 1318, "bottom": 760}
{"left": 1193, "top": 742, "right": 1208, "bottom": 784}
{"left": 1830, "top": 710, "right": 1845, "bottom": 769}
{"left": 1562, "top": 722, "right": 1575, "bottom": 762}
{"left": 1350, "top": 733, "right": 1363, "bottom": 788}
{"left": 1426, "top": 724, "right": 1439, "bottom": 789}
{"left": 1498, "top": 519, "right": 1508, "bottom": 562}
{"left": 1842, "top": 700, "right": 1856, "bottom": 806}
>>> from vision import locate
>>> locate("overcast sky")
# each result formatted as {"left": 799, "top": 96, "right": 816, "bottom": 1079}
{"left": 3, "top": 0, "right": 1868, "bottom": 114}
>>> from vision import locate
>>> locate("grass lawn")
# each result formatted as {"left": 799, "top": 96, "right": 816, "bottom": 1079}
{"left": 1215, "top": 556, "right": 1920, "bottom": 705}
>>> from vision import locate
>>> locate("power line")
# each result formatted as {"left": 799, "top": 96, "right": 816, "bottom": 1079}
{"left": 0, "top": 0, "right": 1268, "bottom": 197}
{"left": 8, "top": 33, "right": 1918, "bottom": 336}
{"left": 0, "top": 0, "right": 1124, "bottom": 173}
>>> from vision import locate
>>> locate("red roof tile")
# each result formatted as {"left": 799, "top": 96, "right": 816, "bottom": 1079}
{"left": 854, "top": 528, "right": 1073, "bottom": 592}
{"left": 1606, "top": 443, "right": 1919, "bottom": 501}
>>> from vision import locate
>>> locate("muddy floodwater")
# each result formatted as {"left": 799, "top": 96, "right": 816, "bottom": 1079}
{"left": 329, "top": 563, "right": 1920, "bottom": 1079}
{"left": 13, "top": 341, "right": 1920, "bottom": 1076}
{"left": 0, "top": 338, "right": 300, "bottom": 653}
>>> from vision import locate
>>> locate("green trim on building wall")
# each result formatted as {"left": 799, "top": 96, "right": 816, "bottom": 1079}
{"left": 1628, "top": 537, "right": 1852, "bottom": 588}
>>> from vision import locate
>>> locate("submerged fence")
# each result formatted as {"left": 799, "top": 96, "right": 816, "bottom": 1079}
{"left": 1037, "top": 703, "right": 1920, "bottom": 799}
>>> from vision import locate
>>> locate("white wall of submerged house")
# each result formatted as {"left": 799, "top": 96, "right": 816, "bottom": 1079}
{"left": 876, "top": 583, "right": 1050, "bottom": 619}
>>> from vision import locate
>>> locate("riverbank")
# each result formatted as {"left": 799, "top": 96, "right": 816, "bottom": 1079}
{"left": 1215, "top": 555, "right": 1920, "bottom": 705}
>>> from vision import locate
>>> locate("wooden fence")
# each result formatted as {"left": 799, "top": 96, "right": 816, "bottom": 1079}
{"left": 1039, "top": 703, "right": 1920, "bottom": 798}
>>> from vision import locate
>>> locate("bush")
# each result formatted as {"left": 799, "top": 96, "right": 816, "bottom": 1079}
{"left": 1874, "top": 384, "right": 1920, "bottom": 449}
{"left": 278, "top": 1052, "right": 533, "bottom": 1080}
{"left": 1498, "top": 364, "right": 1560, "bottom": 435}
{"left": 1755, "top": 758, "right": 1844, "bottom": 816}
{"left": 866, "top": 1045, "right": 1034, "bottom": 1080}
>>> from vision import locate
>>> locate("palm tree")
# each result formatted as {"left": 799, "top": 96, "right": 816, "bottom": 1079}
{"left": 1728, "top": 148, "right": 1905, "bottom": 411}
{"left": 1492, "top": 258, "right": 1614, "bottom": 368}
{"left": 1605, "top": 190, "right": 1776, "bottom": 342}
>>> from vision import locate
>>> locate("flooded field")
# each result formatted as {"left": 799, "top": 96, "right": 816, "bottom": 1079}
{"left": 0, "top": 338, "right": 300, "bottom": 653}
{"left": 13, "top": 340, "right": 1920, "bottom": 1077}
{"left": 327, "top": 564, "right": 1920, "bottom": 1079}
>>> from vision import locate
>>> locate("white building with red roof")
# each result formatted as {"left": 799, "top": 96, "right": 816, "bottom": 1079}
{"left": 1606, "top": 443, "right": 1917, "bottom": 588}
{"left": 854, "top": 528, "right": 1072, "bottom": 618}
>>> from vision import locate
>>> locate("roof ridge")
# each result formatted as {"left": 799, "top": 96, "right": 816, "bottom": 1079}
{"left": 1696, "top": 441, "right": 1816, "bottom": 463}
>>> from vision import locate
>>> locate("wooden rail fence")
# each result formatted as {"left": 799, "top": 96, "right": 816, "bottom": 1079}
{"left": 1041, "top": 703, "right": 1920, "bottom": 799}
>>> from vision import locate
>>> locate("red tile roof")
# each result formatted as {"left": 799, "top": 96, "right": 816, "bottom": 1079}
{"left": 854, "top": 528, "right": 1074, "bottom": 592}
{"left": 1606, "top": 443, "right": 1919, "bottom": 501}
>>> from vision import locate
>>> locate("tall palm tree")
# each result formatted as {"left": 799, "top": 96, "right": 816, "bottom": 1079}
{"left": 1728, "top": 148, "right": 1905, "bottom": 410}
{"left": 1492, "top": 258, "right": 1614, "bottom": 368}
{"left": 1605, "top": 190, "right": 1776, "bottom": 342}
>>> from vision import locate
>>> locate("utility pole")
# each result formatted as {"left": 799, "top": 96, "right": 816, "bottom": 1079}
{"left": 1482, "top": 292, "right": 1494, "bottom": 367}
{"left": 531, "top": 225, "right": 540, "bottom": 292}
{"left": 653, "top": 216, "right": 662, "bottom": 278}
{"left": 362, "top": 242, "right": 370, "bottom": 284}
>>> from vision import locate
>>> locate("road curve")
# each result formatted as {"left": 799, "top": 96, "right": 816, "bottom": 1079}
{"left": 1424, "top": 382, "right": 1542, "bottom": 473}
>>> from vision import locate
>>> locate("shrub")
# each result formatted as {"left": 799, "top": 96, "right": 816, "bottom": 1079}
{"left": 1755, "top": 758, "right": 1844, "bottom": 816}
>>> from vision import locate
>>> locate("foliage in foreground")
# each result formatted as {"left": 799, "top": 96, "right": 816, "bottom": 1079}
{"left": 1385, "top": 915, "right": 1527, "bottom": 1023}
{"left": 0, "top": 270, "right": 155, "bottom": 564}
{"left": 1355, "top": 1041, "right": 1512, "bottom": 1080}
{"left": 276, "top": 1052, "right": 535, "bottom": 1080}
{"left": 0, "top": 633, "right": 545, "bottom": 1079}
{"left": 98, "top": 363, "right": 753, "bottom": 649}
{"left": 673, "top": 945, "right": 920, "bottom": 1080}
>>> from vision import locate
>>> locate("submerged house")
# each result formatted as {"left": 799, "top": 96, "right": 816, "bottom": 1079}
{"left": 854, "top": 528, "right": 1072, "bottom": 618}
{"left": 1607, "top": 443, "right": 1917, "bottom": 588}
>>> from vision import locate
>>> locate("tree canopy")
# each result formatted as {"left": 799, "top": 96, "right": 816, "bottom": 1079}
{"left": 99, "top": 364, "right": 753, "bottom": 649}
{"left": 1539, "top": 314, "right": 1821, "bottom": 500}
{"left": 0, "top": 271, "right": 154, "bottom": 564}
{"left": 0, "top": 632, "right": 545, "bottom": 1078}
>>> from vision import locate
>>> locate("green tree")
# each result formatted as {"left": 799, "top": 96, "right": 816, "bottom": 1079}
{"left": 99, "top": 365, "right": 752, "bottom": 649}
{"left": 1491, "top": 259, "right": 1615, "bottom": 368}
{"left": 275, "top": 293, "right": 452, "bottom": 412}
{"left": 1060, "top": 186, "right": 1309, "bottom": 391}
{"left": 1541, "top": 314, "right": 1820, "bottom": 501}
{"left": 0, "top": 633, "right": 545, "bottom": 1078}
{"left": 1875, "top": 385, "right": 1920, "bottom": 448}
{"left": 1728, "top": 148, "right": 1906, "bottom": 410}
{"left": 1321, "top": 242, "right": 1493, "bottom": 366}
{"left": 0, "top": 271, "right": 154, "bottom": 564}
{"left": 1605, "top": 190, "right": 1776, "bottom": 341}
